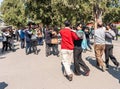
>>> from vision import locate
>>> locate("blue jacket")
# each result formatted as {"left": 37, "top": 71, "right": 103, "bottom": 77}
{"left": 20, "top": 30, "right": 25, "bottom": 39}
{"left": 25, "top": 30, "right": 32, "bottom": 42}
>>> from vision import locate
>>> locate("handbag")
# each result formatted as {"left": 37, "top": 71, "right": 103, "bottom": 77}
{"left": 31, "top": 34, "right": 37, "bottom": 40}
{"left": 51, "top": 38, "right": 58, "bottom": 44}
{"left": 81, "top": 39, "right": 88, "bottom": 50}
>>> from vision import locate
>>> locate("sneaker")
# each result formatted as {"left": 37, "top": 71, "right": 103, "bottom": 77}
{"left": 101, "top": 66, "right": 106, "bottom": 72}
{"left": 89, "top": 49, "right": 92, "bottom": 52}
{"left": 106, "top": 64, "right": 109, "bottom": 68}
{"left": 116, "top": 62, "right": 119, "bottom": 68}
{"left": 67, "top": 74, "right": 73, "bottom": 81}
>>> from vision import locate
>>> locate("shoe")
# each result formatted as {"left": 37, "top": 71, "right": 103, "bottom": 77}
{"left": 74, "top": 72, "right": 81, "bottom": 76}
{"left": 57, "top": 54, "right": 59, "bottom": 57}
{"left": 83, "top": 50, "right": 86, "bottom": 53}
{"left": 26, "top": 52, "right": 29, "bottom": 55}
{"left": 89, "top": 49, "right": 92, "bottom": 52}
{"left": 106, "top": 64, "right": 109, "bottom": 68}
{"left": 85, "top": 70, "right": 90, "bottom": 76}
{"left": 116, "top": 62, "right": 119, "bottom": 68}
{"left": 67, "top": 74, "right": 73, "bottom": 81}
{"left": 101, "top": 66, "right": 106, "bottom": 72}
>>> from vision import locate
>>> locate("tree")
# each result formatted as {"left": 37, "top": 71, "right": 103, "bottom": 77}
{"left": 0, "top": 0, "right": 120, "bottom": 27}
{"left": 0, "top": 0, "right": 26, "bottom": 27}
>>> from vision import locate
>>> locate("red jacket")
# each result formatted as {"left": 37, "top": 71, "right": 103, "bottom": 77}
{"left": 60, "top": 27, "right": 79, "bottom": 50}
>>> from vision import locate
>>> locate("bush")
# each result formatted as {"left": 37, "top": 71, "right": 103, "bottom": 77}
{"left": 117, "top": 26, "right": 120, "bottom": 30}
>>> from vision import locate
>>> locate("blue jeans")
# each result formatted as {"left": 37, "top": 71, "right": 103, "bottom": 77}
{"left": 87, "top": 39, "right": 92, "bottom": 49}
{"left": 20, "top": 38, "right": 25, "bottom": 48}
{"left": 37, "top": 37, "right": 43, "bottom": 45}
{"left": 26, "top": 41, "right": 31, "bottom": 54}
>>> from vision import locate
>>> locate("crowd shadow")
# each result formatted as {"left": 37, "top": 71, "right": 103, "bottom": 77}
{"left": 0, "top": 47, "right": 19, "bottom": 54}
{"left": 86, "top": 56, "right": 120, "bottom": 83}
{"left": 107, "top": 65, "right": 120, "bottom": 83}
{"left": 85, "top": 56, "right": 102, "bottom": 71}
{"left": 0, "top": 82, "right": 8, "bottom": 89}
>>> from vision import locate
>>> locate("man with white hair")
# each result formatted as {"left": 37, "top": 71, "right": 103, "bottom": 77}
{"left": 94, "top": 18, "right": 106, "bottom": 72}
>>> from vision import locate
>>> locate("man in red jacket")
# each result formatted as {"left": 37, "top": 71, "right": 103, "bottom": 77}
{"left": 60, "top": 20, "right": 79, "bottom": 81}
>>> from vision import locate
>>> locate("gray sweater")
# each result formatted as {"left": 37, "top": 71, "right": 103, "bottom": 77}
{"left": 94, "top": 27, "right": 106, "bottom": 44}
{"left": 105, "top": 29, "right": 115, "bottom": 45}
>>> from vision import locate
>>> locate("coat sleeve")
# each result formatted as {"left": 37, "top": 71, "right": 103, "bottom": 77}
{"left": 71, "top": 31, "right": 79, "bottom": 40}
{"left": 105, "top": 32, "right": 113, "bottom": 39}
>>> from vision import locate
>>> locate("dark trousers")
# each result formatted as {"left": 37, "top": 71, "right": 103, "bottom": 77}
{"left": 46, "top": 43, "right": 52, "bottom": 56}
{"left": 105, "top": 44, "right": 119, "bottom": 66}
{"left": 87, "top": 39, "right": 92, "bottom": 49}
{"left": 26, "top": 41, "right": 31, "bottom": 54}
{"left": 116, "top": 35, "right": 118, "bottom": 40}
{"left": 1, "top": 41, "right": 8, "bottom": 52}
{"left": 52, "top": 44, "right": 59, "bottom": 55}
{"left": 73, "top": 47, "right": 90, "bottom": 74}
{"left": 20, "top": 38, "right": 25, "bottom": 48}
{"left": 37, "top": 37, "right": 43, "bottom": 45}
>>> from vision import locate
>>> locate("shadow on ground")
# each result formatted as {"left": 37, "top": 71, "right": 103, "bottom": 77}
{"left": 107, "top": 65, "right": 120, "bottom": 83}
{"left": 0, "top": 82, "right": 8, "bottom": 89}
{"left": 86, "top": 56, "right": 120, "bottom": 83}
{"left": 0, "top": 42, "right": 19, "bottom": 59}
{"left": 86, "top": 56, "right": 102, "bottom": 71}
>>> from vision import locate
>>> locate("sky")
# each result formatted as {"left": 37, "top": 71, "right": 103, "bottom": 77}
{"left": 0, "top": 0, "right": 3, "bottom": 5}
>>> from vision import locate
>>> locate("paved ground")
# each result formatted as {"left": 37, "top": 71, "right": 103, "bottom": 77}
{"left": 0, "top": 39, "right": 120, "bottom": 89}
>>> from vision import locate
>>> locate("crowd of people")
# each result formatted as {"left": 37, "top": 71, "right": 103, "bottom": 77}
{"left": 0, "top": 19, "right": 120, "bottom": 81}
{"left": 60, "top": 19, "right": 119, "bottom": 81}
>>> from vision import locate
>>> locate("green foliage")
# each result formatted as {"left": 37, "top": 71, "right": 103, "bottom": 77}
{"left": 117, "top": 26, "right": 120, "bottom": 30}
{"left": 0, "top": 0, "right": 120, "bottom": 27}
{"left": 0, "top": 0, "right": 27, "bottom": 28}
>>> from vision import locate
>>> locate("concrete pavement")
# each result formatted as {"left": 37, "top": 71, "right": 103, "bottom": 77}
{"left": 0, "top": 39, "right": 120, "bottom": 89}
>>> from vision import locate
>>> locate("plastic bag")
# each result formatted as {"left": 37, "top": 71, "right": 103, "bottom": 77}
{"left": 81, "top": 39, "right": 88, "bottom": 50}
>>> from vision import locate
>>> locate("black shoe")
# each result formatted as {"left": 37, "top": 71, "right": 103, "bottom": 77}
{"left": 74, "top": 72, "right": 81, "bottom": 76}
{"left": 106, "top": 64, "right": 109, "bottom": 68}
{"left": 57, "top": 54, "right": 59, "bottom": 57}
{"left": 116, "top": 62, "right": 119, "bottom": 68}
{"left": 67, "top": 74, "right": 73, "bottom": 81}
{"left": 46, "top": 54, "right": 49, "bottom": 57}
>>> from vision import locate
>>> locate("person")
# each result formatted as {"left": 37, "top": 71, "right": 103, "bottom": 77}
{"left": 84, "top": 27, "right": 92, "bottom": 51}
{"left": 51, "top": 27, "right": 59, "bottom": 57}
{"left": 19, "top": 28, "right": 25, "bottom": 49}
{"left": 94, "top": 18, "right": 106, "bottom": 72}
{"left": 36, "top": 24, "right": 43, "bottom": 45}
{"left": 60, "top": 20, "right": 79, "bottom": 81}
{"left": 25, "top": 26, "right": 32, "bottom": 55}
{"left": 16, "top": 29, "right": 20, "bottom": 41}
{"left": 105, "top": 24, "right": 119, "bottom": 68}
{"left": 1, "top": 29, "right": 10, "bottom": 53}
{"left": 112, "top": 24, "right": 118, "bottom": 41}
{"left": 90, "top": 26, "right": 94, "bottom": 39}
{"left": 31, "top": 27, "right": 38, "bottom": 55}
{"left": 74, "top": 23, "right": 90, "bottom": 76}
{"left": 45, "top": 27, "right": 52, "bottom": 57}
